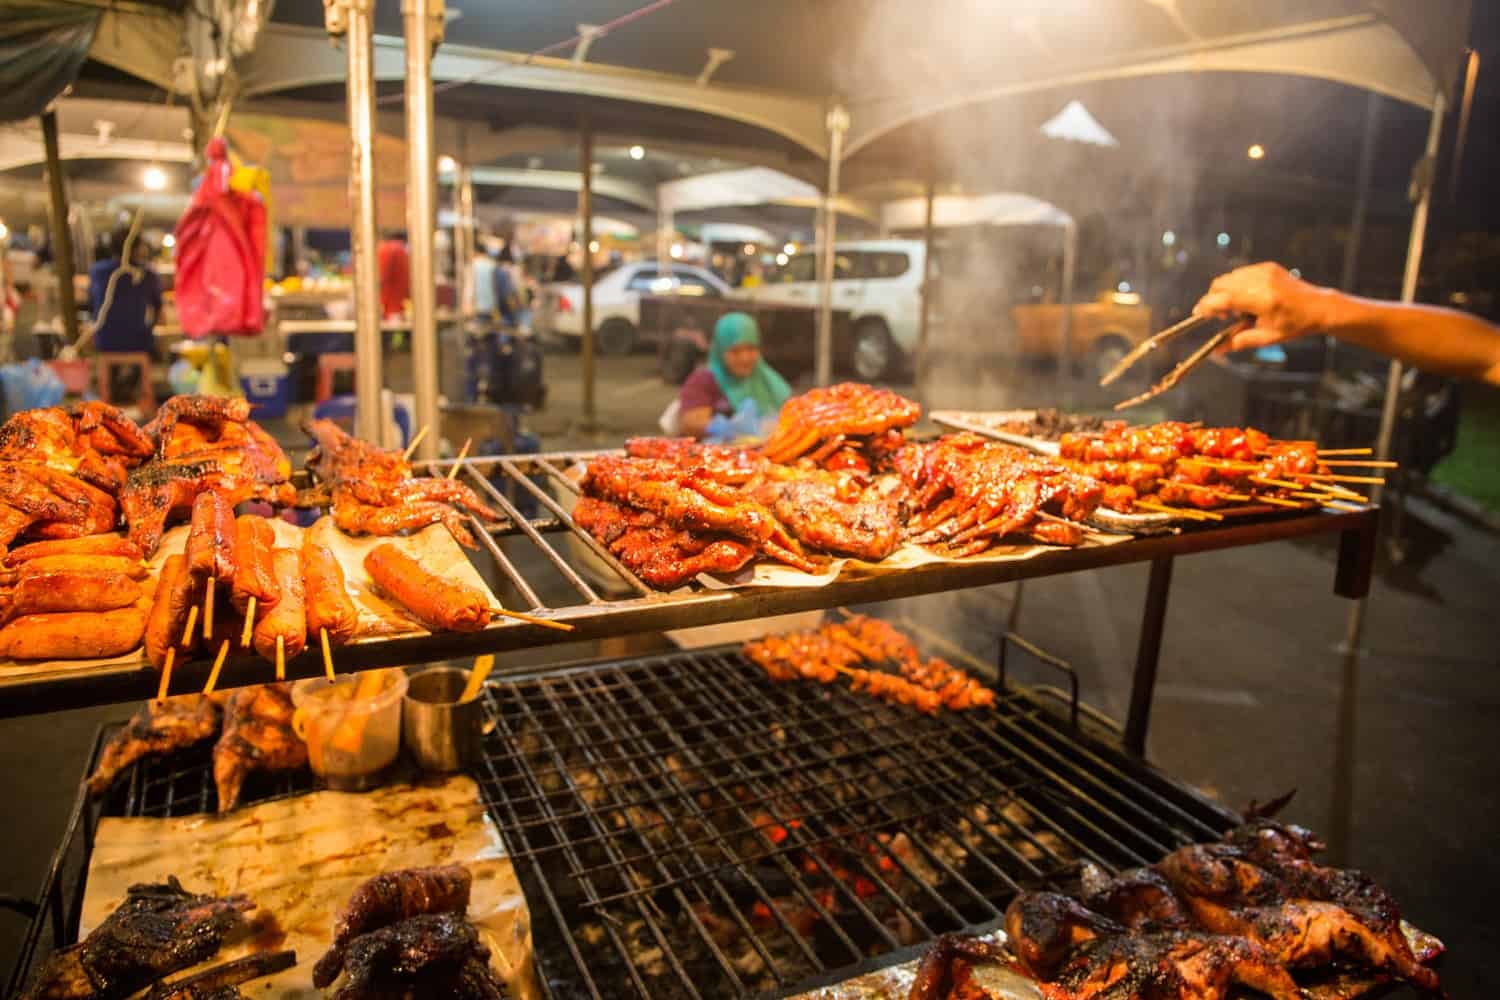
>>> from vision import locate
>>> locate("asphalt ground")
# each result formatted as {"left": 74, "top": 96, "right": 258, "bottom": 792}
{"left": 0, "top": 349, "right": 1494, "bottom": 996}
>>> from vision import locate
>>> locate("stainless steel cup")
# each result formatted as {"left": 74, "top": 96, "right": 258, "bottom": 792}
{"left": 403, "top": 666, "right": 484, "bottom": 771}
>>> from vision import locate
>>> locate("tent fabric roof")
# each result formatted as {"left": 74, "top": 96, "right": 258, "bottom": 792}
{"left": 881, "top": 193, "right": 1074, "bottom": 232}
{"left": 75, "top": 1, "right": 1471, "bottom": 161}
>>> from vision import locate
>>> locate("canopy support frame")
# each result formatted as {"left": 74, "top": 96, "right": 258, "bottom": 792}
{"left": 815, "top": 104, "right": 849, "bottom": 388}
{"left": 405, "top": 0, "right": 443, "bottom": 462}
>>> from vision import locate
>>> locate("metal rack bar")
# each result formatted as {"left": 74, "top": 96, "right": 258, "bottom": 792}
{"left": 0, "top": 450, "right": 1379, "bottom": 719}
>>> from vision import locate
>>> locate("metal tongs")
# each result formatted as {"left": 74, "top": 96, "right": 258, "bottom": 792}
{"left": 1099, "top": 313, "right": 1246, "bottom": 410}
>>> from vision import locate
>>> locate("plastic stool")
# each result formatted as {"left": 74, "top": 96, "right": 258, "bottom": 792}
{"left": 95, "top": 352, "right": 155, "bottom": 416}
{"left": 314, "top": 352, "right": 357, "bottom": 403}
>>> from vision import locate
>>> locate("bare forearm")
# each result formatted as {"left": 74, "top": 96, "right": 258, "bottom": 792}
{"left": 1320, "top": 293, "right": 1500, "bottom": 385}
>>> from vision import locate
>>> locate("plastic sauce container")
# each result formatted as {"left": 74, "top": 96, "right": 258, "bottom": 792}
{"left": 291, "top": 670, "right": 408, "bottom": 790}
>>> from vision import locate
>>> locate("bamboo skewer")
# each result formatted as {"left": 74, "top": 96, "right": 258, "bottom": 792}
{"left": 203, "top": 640, "right": 230, "bottom": 695}
{"left": 1320, "top": 460, "right": 1399, "bottom": 468}
{"left": 203, "top": 583, "right": 214, "bottom": 641}
{"left": 1316, "top": 448, "right": 1373, "bottom": 456}
{"left": 1135, "top": 499, "right": 1220, "bottom": 521}
{"left": 1250, "top": 493, "right": 1308, "bottom": 509}
{"left": 1172, "top": 481, "right": 1252, "bottom": 502}
{"left": 180, "top": 605, "right": 199, "bottom": 647}
{"left": 401, "top": 425, "right": 430, "bottom": 461}
{"left": 156, "top": 649, "right": 175, "bottom": 702}
{"left": 447, "top": 438, "right": 472, "bottom": 480}
{"left": 1297, "top": 472, "right": 1386, "bottom": 486}
{"left": 275, "top": 635, "right": 285, "bottom": 681}
{"left": 320, "top": 628, "right": 335, "bottom": 681}
{"left": 460, "top": 654, "right": 496, "bottom": 703}
{"left": 489, "top": 607, "right": 575, "bottom": 632}
{"left": 241, "top": 597, "right": 256, "bottom": 647}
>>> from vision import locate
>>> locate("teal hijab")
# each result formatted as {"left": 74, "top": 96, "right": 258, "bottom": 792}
{"left": 707, "top": 312, "right": 791, "bottom": 419}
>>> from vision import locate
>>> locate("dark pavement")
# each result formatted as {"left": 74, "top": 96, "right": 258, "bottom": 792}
{"left": 1, "top": 352, "right": 1494, "bottom": 995}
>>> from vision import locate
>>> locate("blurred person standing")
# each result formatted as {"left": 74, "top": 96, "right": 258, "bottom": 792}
{"left": 377, "top": 230, "right": 409, "bottom": 319}
{"left": 88, "top": 227, "right": 161, "bottom": 355}
{"left": 469, "top": 241, "right": 498, "bottom": 320}
{"left": 675, "top": 312, "right": 790, "bottom": 441}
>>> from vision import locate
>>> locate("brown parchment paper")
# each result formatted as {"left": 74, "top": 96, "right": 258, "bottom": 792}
{"left": 81, "top": 774, "right": 539, "bottom": 999}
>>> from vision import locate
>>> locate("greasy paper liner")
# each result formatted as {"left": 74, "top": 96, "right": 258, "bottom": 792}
{"left": 80, "top": 775, "right": 539, "bottom": 1000}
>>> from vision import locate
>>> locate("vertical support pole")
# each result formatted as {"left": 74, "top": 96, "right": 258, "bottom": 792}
{"left": 915, "top": 169, "right": 936, "bottom": 387}
{"left": 404, "top": 0, "right": 441, "bottom": 461}
{"left": 334, "top": 0, "right": 385, "bottom": 447}
{"left": 815, "top": 104, "right": 849, "bottom": 388}
{"left": 1330, "top": 93, "right": 1445, "bottom": 863}
{"left": 657, "top": 193, "right": 673, "bottom": 344}
{"left": 579, "top": 113, "right": 596, "bottom": 429}
{"left": 40, "top": 111, "right": 78, "bottom": 345}
{"left": 456, "top": 164, "right": 475, "bottom": 314}
{"left": 1123, "top": 555, "right": 1174, "bottom": 756}
{"left": 1058, "top": 218, "right": 1078, "bottom": 406}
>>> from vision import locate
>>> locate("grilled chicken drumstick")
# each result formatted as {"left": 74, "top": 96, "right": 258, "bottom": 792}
{"left": 312, "top": 864, "right": 473, "bottom": 989}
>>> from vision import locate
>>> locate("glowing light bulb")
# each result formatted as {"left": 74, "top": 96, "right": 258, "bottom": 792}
{"left": 162, "top": 233, "right": 176, "bottom": 248}
{"left": 783, "top": 242, "right": 797, "bottom": 255}
{"left": 437, "top": 155, "right": 457, "bottom": 174}
{"left": 1161, "top": 231, "right": 1176, "bottom": 247}
{"left": 669, "top": 244, "right": 683, "bottom": 259}
{"left": 629, "top": 145, "right": 645, "bottom": 160}
{"left": 143, "top": 166, "right": 167, "bottom": 191}
{"left": 1216, "top": 232, "right": 1231, "bottom": 248}
{"left": 588, "top": 240, "right": 600, "bottom": 253}
{"left": 1247, "top": 144, "right": 1265, "bottom": 160}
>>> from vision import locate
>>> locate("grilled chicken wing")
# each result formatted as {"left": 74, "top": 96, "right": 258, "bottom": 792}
{"left": 21, "top": 877, "right": 253, "bottom": 1000}
{"left": 87, "top": 696, "right": 222, "bottom": 796}
{"left": 211, "top": 683, "right": 307, "bottom": 813}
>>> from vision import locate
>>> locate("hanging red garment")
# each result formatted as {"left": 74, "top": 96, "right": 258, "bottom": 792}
{"left": 174, "top": 137, "right": 267, "bottom": 337}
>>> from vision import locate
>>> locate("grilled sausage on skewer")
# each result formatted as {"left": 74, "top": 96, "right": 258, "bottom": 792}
{"left": 230, "top": 514, "right": 280, "bottom": 614}
{"left": 144, "top": 555, "right": 198, "bottom": 669}
{"left": 4, "top": 534, "right": 143, "bottom": 567}
{"left": 251, "top": 549, "right": 306, "bottom": 664}
{"left": 185, "top": 491, "right": 238, "bottom": 583}
{"left": 301, "top": 540, "right": 359, "bottom": 645}
{"left": 362, "top": 543, "right": 489, "bottom": 632}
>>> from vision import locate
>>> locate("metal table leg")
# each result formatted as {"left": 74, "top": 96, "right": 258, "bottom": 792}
{"left": 1124, "top": 556, "right": 1174, "bottom": 756}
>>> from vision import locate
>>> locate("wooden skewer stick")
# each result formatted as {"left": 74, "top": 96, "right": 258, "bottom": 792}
{"left": 203, "top": 582, "right": 215, "bottom": 641}
{"left": 1297, "top": 472, "right": 1386, "bottom": 486}
{"left": 156, "top": 648, "right": 175, "bottom": 702}
{"left": 1316, "top": 447, "right": 1373, "bottom": 456}
{"left": 275, "top": 634, "right": 285, "bottom": 681}
{"left": 320, "top": 628, "right": 335, "bottom": 681}
{"left": 489, "top": 607, "right": 575, "bottom": 632}
{"left": 447, "top": 438, "right": 473, "bottom": 480}
{"left": 241, "top": 596, "right": 256, "bottom": 647}
{"left": 1135, "top": 499, "right": 1219, "bottom": 521}
{"left": 459, "top": 654, "right": 496, "bottom": 703}
{"left": 1172, "top": 481, "right": 1252, "bottom": 501}
{"left": 1251, "top": 493, "right": 1308, "bottom": 509}
{"left": 401, "top": 424, "right": 430, "bottom": 461}
{"left": 1320, "top": 460, "right": 1399, "bottom": 468}
{"left": 180, "top": 605, "right": 199, "bottom": 648}
{"left": 203, "top": 640, "right": 230, "bottom": 695}
{"left": 1311, "top": 484, "right": 1370, "bottom": 503}
{"left": 1325, "top": 500, "right": 1366, "bottom": 512}
{"left": 1250, "top": 476, "right": 1305, "bottom": 492}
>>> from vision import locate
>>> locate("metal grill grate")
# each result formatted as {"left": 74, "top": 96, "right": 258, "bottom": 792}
{"left": 95, "top": 740, "right": 316, "bottom": 819}
{"left": 471, "top": 647, "right": 1233, "bottom": 1000}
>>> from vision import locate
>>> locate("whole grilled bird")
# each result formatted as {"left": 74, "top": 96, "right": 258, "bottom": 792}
{"left": 312, "top": 864, "right": 473, "bottom": 988}
{"left": 21, "top": 877, "right": 253, "bottom": 1000}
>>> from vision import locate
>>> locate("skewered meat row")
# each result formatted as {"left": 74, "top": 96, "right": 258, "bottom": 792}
{"left": 911, "top": 817, "right": 1441, "bottom": 999}
{"left": 305, "top": 418, "right": 503, "bottom": 547}
{"left": 760, "top": 382, "right": 922, "bottom": 464}
{"left": 21, "top": 877, "right": 254, "bottom": 1000}
{"left": 745, "top": 616, "right": 995, "bottom": 714}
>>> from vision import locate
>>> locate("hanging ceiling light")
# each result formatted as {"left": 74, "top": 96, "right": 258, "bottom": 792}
{"left": 143, "top": 166, "right": 167, "bottom": 191}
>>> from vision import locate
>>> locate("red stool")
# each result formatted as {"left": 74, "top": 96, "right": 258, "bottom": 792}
{"left": 315, "top": 352, "right": 358, "bottom": 403}
{"left": 95, "top": 352, "right": 155, "bottom": 417}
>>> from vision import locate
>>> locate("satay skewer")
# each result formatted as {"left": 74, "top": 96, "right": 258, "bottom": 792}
{"left": 180, "top": 605, "right": 199, "bottom": 647}
{"left": 241, "top": 597, "right": 256, "bottom": 648}
{"left": 1316, "top": 447, "right": 1373, "bottom": 456}
{"left": 489, "top": 607, "right": 575, "bottom": 632}
{"left": 156, "top": 649, "right": 175, "bottom": 702}
{"left": 1321, "top": 460, "right": 1399, "bottom": 468}
{"left": 1251, "top": 493, "right": 1309, "bottom": 509}
{"left": 1297, "top": 472, "right": 1386, "bottom": 486}
{"left": 1250, "top": 476, "right": 1306, "bottom": 491}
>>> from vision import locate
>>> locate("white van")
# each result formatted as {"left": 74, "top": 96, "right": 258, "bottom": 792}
{"left": 742, "top": 239, "right": 924, "bottom": 380}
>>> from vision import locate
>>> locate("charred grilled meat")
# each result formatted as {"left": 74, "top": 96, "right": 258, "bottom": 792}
{"left": 87, "top": 696, "right": 222, "bottom": 796}
{"left": 212, "top": 683, "right": 307, "bottom": 813}
{"left": 1077, "top": 862, "right": 1195, "bottom": 931}
{"left": 22, "top": 877, "right": 253, "bottom": 1000}
{"left": 573, "top": 495, "right": 755, "bottom": 588}
{"left": 304, "top": 419, "right": 502, "bottom": 547}
{"left": 760, "top": 382, "right": 922, "bottom": 465}
{"left": 141, "top": 950, "right": 296, "bottom": 1000}
{"left": 334, "top": 914, "right": 506, "bottom": 1000}
{"left": 312, "top": 864, "right": 474, "bottom": 989}
{"left": 747, "top": 466, "right": 905, "bottom": 562}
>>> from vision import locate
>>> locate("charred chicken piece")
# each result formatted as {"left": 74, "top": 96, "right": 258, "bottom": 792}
{"left": 747, "top": 466, "right": 905, "bottom": 562}
{"left": 624, "top": 437, "right": 767, "bottom": 483}
{"left": 1077, "top": 862, "right": 1195, "bottom": 931}
{"left": 573, "top": 495, "right": 755, "bottom": 588}
{"left": 334, "top": 914, "right": 506, "bottom": 1000}
{"left": 142, "top": 950, "right": 296, "bottom": 1000}
{"left": 304, "top": 419, "right": 502, "bottom": 547}
{"left": 22, "top": 877, "right": 253, "bottom": 1000}
{"left": 212, "top": 683, "right": 307, "bottom": 813}
{"left": 907, "top": 933, "right": 1009, "bottom": 1000}
{"left": 760, "top": 383, "right": 922, "bottom": 464}
{"left": 141, "top": 396, "right": 253, "bottom": 447}
{"left": 1157, "top": 842, "right": 1441, "bottom": 993}
{"left": 1004, "top": 890, "right": 1124, "bottom": 979}
{"left": 312, "top": 864, "right": 474, "bottom": 989}
{"left": 87, "top": 696, "right": 222, "bottom": 796}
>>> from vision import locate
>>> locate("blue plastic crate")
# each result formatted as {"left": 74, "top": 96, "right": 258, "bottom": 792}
{"left": 241, "top": 364, "right": 291, "bottom": 420}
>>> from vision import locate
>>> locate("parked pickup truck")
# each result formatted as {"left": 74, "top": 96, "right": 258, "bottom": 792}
{"left": 1011, "top": 290, "right": 1153, "bottom": 380}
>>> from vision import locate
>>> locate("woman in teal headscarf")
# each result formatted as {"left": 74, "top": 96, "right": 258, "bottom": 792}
{"left": 676, "top": 312, "right": 792, "bottom": 440}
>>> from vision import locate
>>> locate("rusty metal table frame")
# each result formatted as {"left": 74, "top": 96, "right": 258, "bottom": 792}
{"left": 0, "top": 445, "right": 1379, "bottom": 729}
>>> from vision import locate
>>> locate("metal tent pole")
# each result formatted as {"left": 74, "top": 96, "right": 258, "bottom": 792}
{"left": 578, "top": 114, "right": 596, "bottom": 430}
{"left": 815, "top": 104, "right": 849, "bottom": 388}
{"left": 40, "top": 111, "right": 79, "bottom": 345}
{"left": 456, "top": 163, "right": 475, "bottom": 314}
{"left": 328, "top": 0, "right": 385, "bottom": 446}
{"left": 404, "top": 0, "right": 442, "bottom": 461}
{"left": 1058, "top": 218, "right": 1078, "bottom": 406}
{"left": 915, "top": 170, "right": 936, "bottom": 387}
{"left": 1329, "top": 91, "right": 1445, "bottom": 864}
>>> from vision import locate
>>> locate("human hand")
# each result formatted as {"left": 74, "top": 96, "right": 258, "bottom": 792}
{"left": 1194, "top": 262, "right": 1332, "bottom": 353}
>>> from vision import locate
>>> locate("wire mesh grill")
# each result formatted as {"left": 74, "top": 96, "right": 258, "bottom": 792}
{"left": 471, "top": 647, "right": 1233, "bottom": 1000}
